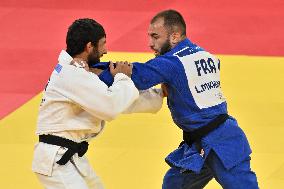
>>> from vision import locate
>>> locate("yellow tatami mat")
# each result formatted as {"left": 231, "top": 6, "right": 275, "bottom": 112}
{"left": 1, "top": 52, "right": 283, "bottom": 188}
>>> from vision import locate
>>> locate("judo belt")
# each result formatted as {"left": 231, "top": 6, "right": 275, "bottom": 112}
{"left": 183, "top": 114, "right": 229, "bottom": 147}
{"left": 39, "top": 134, "right": 89, "bottom": 165}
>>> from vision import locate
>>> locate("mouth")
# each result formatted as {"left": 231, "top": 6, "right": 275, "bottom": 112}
{"left": 151, "top": 48, "right": 160, "bottom": 56}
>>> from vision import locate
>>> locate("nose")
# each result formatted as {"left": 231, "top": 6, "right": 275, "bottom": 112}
{"left": 148, "top": 36, "right": 154, "bottom": 48}
{"left": 148, "top": 39, "right": 154, "bottom": 49}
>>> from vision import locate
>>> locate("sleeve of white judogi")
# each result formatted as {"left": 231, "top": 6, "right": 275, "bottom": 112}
{"left": 51, "top": 66, "right": 139, "bottom": 121}
{"left": 123, "top": 88, "right": 163, "bottom": 114}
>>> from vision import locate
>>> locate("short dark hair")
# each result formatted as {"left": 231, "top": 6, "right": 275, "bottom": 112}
{"left": 151, "top": 10, "right": 186, "bottom": 36}
{"left": 66, "top": 18, "right": 106, "bottom": 57}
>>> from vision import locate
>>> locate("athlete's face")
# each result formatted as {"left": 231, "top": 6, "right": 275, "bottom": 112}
{"left": 148, "top": 18, "right": 172, "bottom": 56}
{"left": 88, "top": 37, "right": 107, "bottom": 66}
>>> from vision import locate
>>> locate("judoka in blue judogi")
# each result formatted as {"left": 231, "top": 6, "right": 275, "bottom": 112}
{"left": 93, "top": 10, "right": 259, "bottom": 189}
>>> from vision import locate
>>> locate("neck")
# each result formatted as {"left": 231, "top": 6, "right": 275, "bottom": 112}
{"left": 171, "top": 35, "right": 187, "bottom": 49}
{"left": 73, "top": 52, "right": 88, "bottom": 62}
{"left": 180, "top": 35, "right": 187, "bottom": 41}
{"left": 72, "top": 52, "right": 89, "bottom": 70}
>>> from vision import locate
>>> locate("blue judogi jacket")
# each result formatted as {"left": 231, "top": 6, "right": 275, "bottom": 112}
{"left": 93, "top": 38, "right": 251, "bottom": 173}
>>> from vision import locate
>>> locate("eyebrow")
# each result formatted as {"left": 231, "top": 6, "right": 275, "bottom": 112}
{"left": 149, "top": 33, "right": 158, "bottom": 37}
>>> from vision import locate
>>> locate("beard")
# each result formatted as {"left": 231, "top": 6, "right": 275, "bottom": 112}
{"left": 87, "top": 47, "right": 100, "bottom": 67}
{"left": 158, "top": 39, "right": 172, "bottom": 56}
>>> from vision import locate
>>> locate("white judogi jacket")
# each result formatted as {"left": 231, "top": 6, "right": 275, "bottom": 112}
{"left": 32, "top": 50, "right": 163, "bottom": 177}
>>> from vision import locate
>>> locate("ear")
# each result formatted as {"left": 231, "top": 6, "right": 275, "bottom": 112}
{"left": 85, "top": 42, "right": 93, "bottom": 53}
{"left": 170, "top": 32, "right": 181, "bottom": 46}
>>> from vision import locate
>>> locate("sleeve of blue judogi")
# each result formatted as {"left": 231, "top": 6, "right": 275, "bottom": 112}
{"left": 98, "top": 67, "right": 114, "bottom": 87}
{"left": 98, "top": 56, "right": 179, "bottom": 90}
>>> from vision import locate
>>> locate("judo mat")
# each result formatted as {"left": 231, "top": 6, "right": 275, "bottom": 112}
{"left": 0, "top": 0, "right": 284, "bottom": 188}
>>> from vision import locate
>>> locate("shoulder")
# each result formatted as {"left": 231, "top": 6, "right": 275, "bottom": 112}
{"left": 51, "top": 63, "right": 105, "bottom": 86}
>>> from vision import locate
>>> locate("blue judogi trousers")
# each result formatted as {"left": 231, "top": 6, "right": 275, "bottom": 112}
{"left": 162, "top": 151, "right": 258, "bottom": 189}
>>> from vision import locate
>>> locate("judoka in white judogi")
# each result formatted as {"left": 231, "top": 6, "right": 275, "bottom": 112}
{"left": 32, "top": 50, "right": 163, "bottom": 189}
